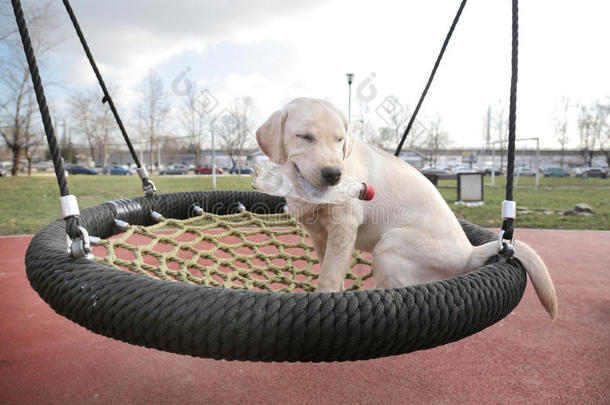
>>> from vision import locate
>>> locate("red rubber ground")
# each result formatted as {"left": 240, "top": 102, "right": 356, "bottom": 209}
{"left": 1, "top": 229, "right": 608, "bottom": 404}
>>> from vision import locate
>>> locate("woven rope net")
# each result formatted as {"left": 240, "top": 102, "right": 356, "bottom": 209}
{"left": 93, "top": 210, "right": 373, "bottom": 292}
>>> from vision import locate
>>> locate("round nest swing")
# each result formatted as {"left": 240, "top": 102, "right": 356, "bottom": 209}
{"left": 26, "top": 190, "right": 526, "bottom": 361}
{"left": 16, "top": 0, "right": 527, "bottom": 362}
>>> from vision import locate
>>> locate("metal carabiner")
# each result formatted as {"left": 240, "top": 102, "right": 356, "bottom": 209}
{"left": 66, "top": 225, "right": 98, "bottom": 260}
{"left": 497, "top": 230, "right": 516, "bottom": 258}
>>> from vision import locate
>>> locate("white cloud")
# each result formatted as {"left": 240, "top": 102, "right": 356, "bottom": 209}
{"left": 23, "top": 0, "right": 610, "bottom": 149}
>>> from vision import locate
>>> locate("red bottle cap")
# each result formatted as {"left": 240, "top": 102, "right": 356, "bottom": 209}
{"left": 359, "top": 183, "right": 375, "bottom": 201}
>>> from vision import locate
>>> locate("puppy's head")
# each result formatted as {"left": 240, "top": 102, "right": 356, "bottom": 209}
{"left": 256, "top": 98, "right": 353, "bottom": 188}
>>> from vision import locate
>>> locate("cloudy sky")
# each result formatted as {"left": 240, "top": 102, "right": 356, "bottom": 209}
{"left": 17, "top": 0, "right": 610, "bottom": 148}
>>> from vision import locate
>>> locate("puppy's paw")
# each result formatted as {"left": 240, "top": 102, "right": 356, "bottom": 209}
{"left": 316, "top": 283, "right": 341, "bottom": 293}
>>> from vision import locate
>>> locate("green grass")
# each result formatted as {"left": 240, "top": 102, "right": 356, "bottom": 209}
{"left": 0, "top": 175, "right": 252, "bottom": 235}
{"left": 480, "top": 174, "right": 610, "bottom": 188}
{"left": 438, "top": 176, "right": 610, "bottom": 230}
{"left": 0, "top": 174, "right": 608, "bottom": 235}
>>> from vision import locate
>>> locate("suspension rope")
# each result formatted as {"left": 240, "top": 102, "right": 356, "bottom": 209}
{"left": 394, "top": 0, "right": 467, "bottom": 156}
{"left": 501, "top": 0, "right": 519, "bottom": 243}
{"left": 61, "top": 0, "right": 156, "bottom": 196}
{"left": 11, "top": 0, "right": 82, "bottom": 239}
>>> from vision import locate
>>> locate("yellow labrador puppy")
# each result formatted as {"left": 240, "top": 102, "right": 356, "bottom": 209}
{"left": 256, "top": 98, "right": 557, "bottom": 320}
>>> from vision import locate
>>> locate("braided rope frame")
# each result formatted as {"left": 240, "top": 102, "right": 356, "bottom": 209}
{"left": 25, "top": 190, "right": 526, "bottom": 362}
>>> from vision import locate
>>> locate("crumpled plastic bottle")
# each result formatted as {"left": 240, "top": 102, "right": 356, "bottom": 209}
{"left": 251, "top": 160, "right": 374, "bottom": 204}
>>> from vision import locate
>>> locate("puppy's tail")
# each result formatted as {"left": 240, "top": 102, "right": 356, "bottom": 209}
{"left": 469, "top": 240, "right": 557, "bottom": 321}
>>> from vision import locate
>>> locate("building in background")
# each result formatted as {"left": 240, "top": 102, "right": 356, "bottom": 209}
{"left": 3, "top": 145, "right": 607, "bottom": 173}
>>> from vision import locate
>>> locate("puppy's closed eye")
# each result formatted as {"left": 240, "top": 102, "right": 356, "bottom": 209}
{"left": 296, "top": 134, "right": 314, "bottom": 142}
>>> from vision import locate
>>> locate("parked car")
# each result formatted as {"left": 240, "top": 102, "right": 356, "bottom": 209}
{"left": 35, "top": 161, "right": 53, "bottom": 172}
{"left": 0, "top": 167, "right": 7, "bottom": 177}
{"left": 229, "top": 166, "right": 253, "bottom": 175}
{"left": 103, "top": 165, "right": 135, "bottom": 175}
{"left": 483, "top": 168, "right": 504, "bottom": 176}
{"left": 193, "top": 164, "right": 223, "bottom": 175}
{"left": 65, "top": 164, "right": 98, "bottom": 175}
{"left": 159, "top": 164, "right": 189, "bottom": 175}
{"left": 421, "top": 167, "right": 450, "bottom": 176}
{"left": 543, "top": 167, "right": 570, "bottom": 177}
{"left": 579, "top": 167, "right": 608, "bottom": 179}
{"left": 515, "top": 168, "right": 536, "bottom": 177}
{"left": 453, "top": 166, "right": 479, "bottom": 174}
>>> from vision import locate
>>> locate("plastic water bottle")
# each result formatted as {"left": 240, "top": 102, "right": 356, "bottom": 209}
{"left": 251, "top": 160, "right": 374, "bottom": 204}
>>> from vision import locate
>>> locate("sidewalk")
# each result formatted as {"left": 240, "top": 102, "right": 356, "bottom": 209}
{"left": 0, "top": 229, "right": 608, "bottom": 404}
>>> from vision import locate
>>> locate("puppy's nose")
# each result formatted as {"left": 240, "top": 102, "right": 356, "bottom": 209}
{"left": 321, "top": 166, "right": 342, "bottom": 185}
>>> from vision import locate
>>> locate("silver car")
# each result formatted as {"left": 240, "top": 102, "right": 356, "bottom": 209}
{"left": 159, "top": 164, "right": 189, "bottom": 175}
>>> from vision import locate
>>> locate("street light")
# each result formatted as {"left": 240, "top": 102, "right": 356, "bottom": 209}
{"left": 346, "top": 73, "right": 354, "bottom": 126}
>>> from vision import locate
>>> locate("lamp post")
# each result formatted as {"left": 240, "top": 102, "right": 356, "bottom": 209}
{"left": 346, "top": 73, "right": 354, "bottom": 126}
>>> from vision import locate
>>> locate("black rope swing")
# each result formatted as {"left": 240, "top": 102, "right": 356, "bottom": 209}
{"left": 17, "top": 0, "right": 526, "bottom": 361}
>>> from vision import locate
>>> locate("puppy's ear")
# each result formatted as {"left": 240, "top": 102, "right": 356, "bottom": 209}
{"left": 342, "top": 113, "right": 354, "bottom": 160}
{"left": 256, "top": 109, "right": 288, "bottom": 163}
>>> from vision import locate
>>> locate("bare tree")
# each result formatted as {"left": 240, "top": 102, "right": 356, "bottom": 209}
{"left": 21, "top": 92, "right": 44, "bottom": 175}
{"left": 492, "top": 103, "right": 508, "bottom": 169}
{"left": 593, "top": 98, "right": 610, "bottom": 167}
{"left": 94, "top": 100, "right": 116, "bottom": 168}
{"left": 376, "top": 96, "right": 425, "bottom": 150}
{"left": 136, "top": 70, "right": 168, "bottom": 172}
{"left": 69, "top": 90, "right": 97, "bottom": 163}
{"left": 0, "top": 55, "right": 36, "bottom": 175}
{"left": 577, "top": 101, "right": 607, "bottom": 167}
{"left": 0, "top": 1, "right": 62, "bottom": 175}
{"left": 179, "top": 85, "right": 214, "bottom": 164}
{"left": 214, "top": 96, "right": 255, "bottom": 171}
{"left": 0, "top": 1, "right": 61, "bottom": 53}
{"left": 422, "top": 116, "right": 451, "bottom": 167}
{"left": 351, "top": 100, "right": 381, "bottom": 147}
{"left": 553, "top": 98, "right": 570, "bottom": 168}
{"left": 353, "top": 118, "right": 380, "bottom": 147}
{"left": 69, "top": 89, "right": 116, "bottom": 167}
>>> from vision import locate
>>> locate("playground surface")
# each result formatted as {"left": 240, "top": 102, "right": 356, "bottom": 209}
{"left": 0, "top": 228, "right": 608, "bottom": 404}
